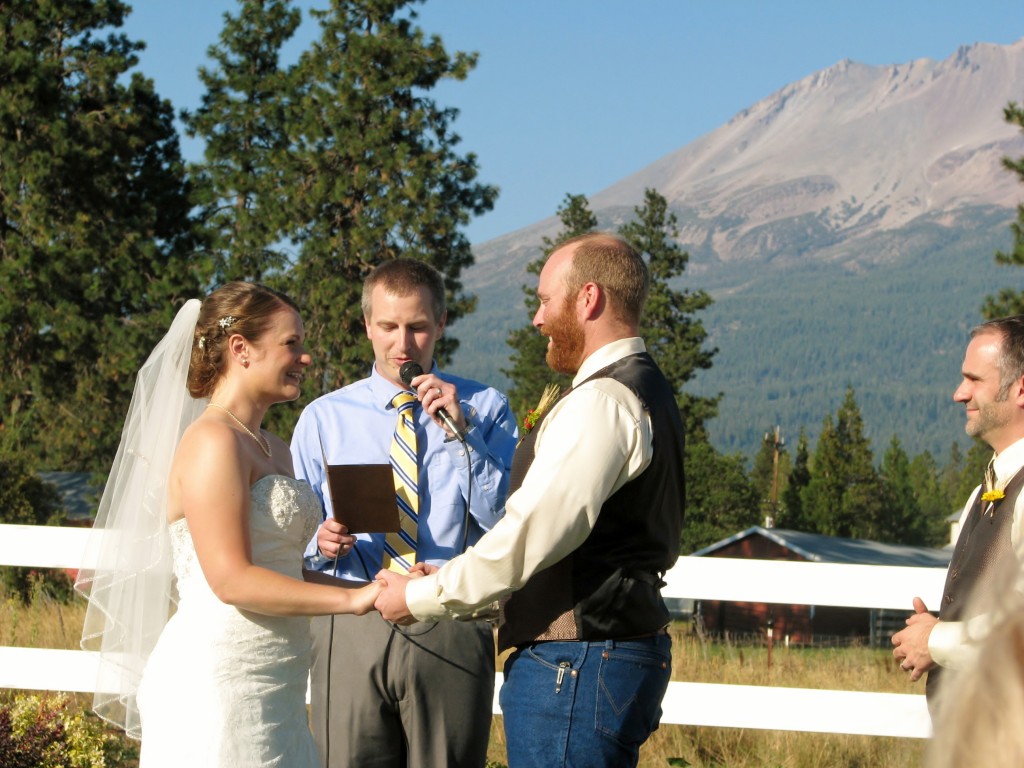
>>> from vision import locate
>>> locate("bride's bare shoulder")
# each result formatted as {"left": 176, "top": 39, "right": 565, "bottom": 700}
{"left": 173, "top": 417, "right": 246, "bottom": 476}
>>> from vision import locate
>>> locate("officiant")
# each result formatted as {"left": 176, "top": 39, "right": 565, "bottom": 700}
{"left": 291, "top": 258, "right": 518, "bottom": 768}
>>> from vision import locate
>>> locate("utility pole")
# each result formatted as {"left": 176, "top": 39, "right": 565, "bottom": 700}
{"left": 763, "top": 426, "right": 785, "bottom": 528}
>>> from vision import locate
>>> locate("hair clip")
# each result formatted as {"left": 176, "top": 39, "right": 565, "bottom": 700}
{"left": 218, "top": 316, "right": 236, "bottom": 329}
{"left": 198, "top": 336, "right": 207, "bottom": 350}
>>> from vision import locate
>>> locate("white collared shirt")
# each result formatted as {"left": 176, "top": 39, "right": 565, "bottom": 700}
{"left": 406, "top": 337, "right": 655, "bottom": 620}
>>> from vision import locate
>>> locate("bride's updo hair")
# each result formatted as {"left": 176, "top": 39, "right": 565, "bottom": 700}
{"left": 188, "top": 281, "right": 300, "bottom": 399}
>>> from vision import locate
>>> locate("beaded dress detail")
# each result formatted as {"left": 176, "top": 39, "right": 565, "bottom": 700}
{"left": 136, "top": 476, "right": 321, "bottom": 767}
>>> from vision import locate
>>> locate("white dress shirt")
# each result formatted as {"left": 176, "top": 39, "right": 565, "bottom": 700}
{"left": 406, "top": 337, "right": 655, "bottom": 621}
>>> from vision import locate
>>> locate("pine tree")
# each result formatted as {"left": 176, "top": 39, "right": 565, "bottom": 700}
{"left": 956, "top": 438, "right": 993, "bottom": 506}
{"left": 0, "top": 455, "right": 64, "bottom": 601}
{"left": 802, "top": 388, "right": 884, "bottom": 538}
{"left": 779, "top": 429, "right": 812, "bottom": 530}
{"left": 877, "top": 436, "right": 923, "bottom": 544}
{"left": 0, "top": 1, "right": 204, "bottom": 471}
{"left": 678, "top": 441, "right": 759, "bottom": 553}
{"left": 184, "top": 0, "right": 301, "bottom": 282}
{"left": 941, "top": 440, "right": 965, "bottom": 507}
{"left": 984, "top": 101, "right": 1024, "bottom": 317}
{"left": 908, "top": 450, "right": 954, "bottom": 547}
{"left": 619, "top": 188, "right": 719, "bottom": 440}
{"left": 279, "top": 0, "right": 496, "bottom": 408}
{"left": 502, "top": 193, "right": 595, "bottom": 418}
{"left": 802, "top": 417, "right": 842, "bottom": 532}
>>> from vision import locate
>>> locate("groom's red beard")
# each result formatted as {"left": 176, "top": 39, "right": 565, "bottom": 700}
{"left": 543, "top": 300, "right": 585, "bottom": 375}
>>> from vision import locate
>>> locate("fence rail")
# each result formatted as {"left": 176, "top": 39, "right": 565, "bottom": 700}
{"left": 0, "top": 523, "right": 944, "bottom": 738}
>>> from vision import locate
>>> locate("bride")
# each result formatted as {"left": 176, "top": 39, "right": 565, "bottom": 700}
{"left": 76, "top": 282, "right": 379, "bottom": 767}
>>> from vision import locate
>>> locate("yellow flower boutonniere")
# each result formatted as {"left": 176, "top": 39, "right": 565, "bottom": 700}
{"left": 519, "top": 383, "right": 561, "bottom": 445}
{"left": 981, "top": 481, "right": 1005, "bottom": 517}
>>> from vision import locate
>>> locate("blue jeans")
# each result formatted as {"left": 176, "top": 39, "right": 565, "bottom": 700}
{"left": 499, "top": 634, "right": 672, "bottom": 768}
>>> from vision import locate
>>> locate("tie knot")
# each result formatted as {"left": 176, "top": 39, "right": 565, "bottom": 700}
{"left": 392, "top": 391, "right": 417, "bottom": 412}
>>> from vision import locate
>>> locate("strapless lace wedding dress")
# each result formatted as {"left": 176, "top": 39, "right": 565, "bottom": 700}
{"left": 136, "top": 475, "right": 321, "bottom": 767}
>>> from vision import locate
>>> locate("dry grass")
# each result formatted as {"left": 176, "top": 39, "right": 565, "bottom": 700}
{"left": 3, "top": 594, "right": 926, "bottom": 767}
{"left": 1, "top": 583, "right": 86, "bottom": 650}
{"left": 487, "top": 625, "right": 927, "bottom": 768}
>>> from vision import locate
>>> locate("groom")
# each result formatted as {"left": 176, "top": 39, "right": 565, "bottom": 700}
{"left": 375, "top": 233, "right": 686, "bottom": 768}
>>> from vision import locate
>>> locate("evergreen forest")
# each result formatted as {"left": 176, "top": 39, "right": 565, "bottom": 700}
{"left": 3, "top": 1, "right": 1024, "bottom": 562}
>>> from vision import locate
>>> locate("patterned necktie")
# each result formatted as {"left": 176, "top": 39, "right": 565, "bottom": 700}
{"left": 384, "top": 391, "right": 419, "bottom": 573}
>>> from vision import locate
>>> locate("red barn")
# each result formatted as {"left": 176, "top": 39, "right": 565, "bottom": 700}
{"left": 690, "top": 526, "right": 951, "bottom": 647}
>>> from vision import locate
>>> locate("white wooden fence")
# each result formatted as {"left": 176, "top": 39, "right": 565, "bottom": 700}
{"left": 0, "top": 523, "right": 943, "bottom": 738}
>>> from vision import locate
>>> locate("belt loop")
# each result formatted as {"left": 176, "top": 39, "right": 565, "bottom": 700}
{"left": 604, "top": 639, "right": 615, "bottom": 651}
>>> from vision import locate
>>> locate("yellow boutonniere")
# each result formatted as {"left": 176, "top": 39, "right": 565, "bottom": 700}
{"left": 982, "top": 489, "right": 1005, "bottom": 503}
{"left": 519, "top": 384, "right": 561, "bottom": 444}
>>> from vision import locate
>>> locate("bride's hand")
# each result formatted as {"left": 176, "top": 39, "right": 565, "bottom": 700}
{"left": 347, "top": 579, "right": 383, "bottom": 616}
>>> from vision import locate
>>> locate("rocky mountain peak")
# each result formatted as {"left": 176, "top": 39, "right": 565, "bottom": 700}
{"left": 577, "top": 37, "right": 1024, "bottom": 265}
{"left": 456, "top": 39, "right": 1024, "bottom": 460}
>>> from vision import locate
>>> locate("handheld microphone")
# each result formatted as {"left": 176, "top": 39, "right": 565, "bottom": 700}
{"left": 399, "top": 361, "right": 466, "bottom": 443}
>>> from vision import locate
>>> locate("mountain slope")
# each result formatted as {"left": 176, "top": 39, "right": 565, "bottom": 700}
{"left": 452, "top": 38, "right": 1024, "bottom": 461}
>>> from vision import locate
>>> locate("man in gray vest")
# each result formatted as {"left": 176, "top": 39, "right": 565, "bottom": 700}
{"left": 892, "top": 315, "right": 1024, "bottom": 704}
{"left": 374, "top": 232, "right": 686, "bottom": 767}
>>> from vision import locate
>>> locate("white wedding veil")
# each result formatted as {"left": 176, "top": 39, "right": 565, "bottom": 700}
{"left": 75, "top": 299, "right": 207, "bottom": 738}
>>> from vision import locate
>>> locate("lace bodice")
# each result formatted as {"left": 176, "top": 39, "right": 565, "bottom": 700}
{"left": 139, "top": 474, "right": 322, "bottom": 767}
{"left": 168, "top": 475, "right": 320, "bottom": 603}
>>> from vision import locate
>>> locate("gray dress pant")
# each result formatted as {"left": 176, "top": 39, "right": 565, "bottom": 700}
{"left": 309, "top": 611, "right": 495, "bottom": 768}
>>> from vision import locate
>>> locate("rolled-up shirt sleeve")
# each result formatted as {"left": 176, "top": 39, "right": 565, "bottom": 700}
{"left": 406, "top": 375, "right": 652, "bottom": 621}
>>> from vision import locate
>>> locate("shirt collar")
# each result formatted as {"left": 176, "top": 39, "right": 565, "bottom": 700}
{"left": 993, "top": 436, "right": 1024, "bottom": 483}
{"left": 368, "top": 362, "right": 439, "bottom": 410}
{"left": 366, "top": 364, "right": 438, "bottom": 411}
{"left": 572, "top": 337, "right": 647, "bottom": 386}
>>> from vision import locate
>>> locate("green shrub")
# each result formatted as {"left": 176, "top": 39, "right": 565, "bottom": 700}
{"left": 0, "top": 454, "right": 70, "bottom": 603}
{"left": 0, "top": 693, "right": 137, "bottom": 768}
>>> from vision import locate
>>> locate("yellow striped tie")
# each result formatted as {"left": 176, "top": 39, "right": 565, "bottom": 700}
{"left": 384, "top": 391, "right": 419, "bottom": 573}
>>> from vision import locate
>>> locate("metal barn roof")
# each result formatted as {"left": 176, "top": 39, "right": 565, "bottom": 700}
{"left": 691, "top": 526, "right": 951, "bottom": 568}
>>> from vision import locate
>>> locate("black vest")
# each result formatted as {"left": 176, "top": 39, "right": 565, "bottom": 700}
{"left": 497, "top": 352, "right": 686, "bottom": 651}
{"left": 925, "top": 468, "right": 1023, "bottom": 700}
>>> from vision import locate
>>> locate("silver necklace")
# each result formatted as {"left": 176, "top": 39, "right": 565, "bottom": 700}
{"left": 208, "top": 403, "right": 272, "bottom": 458}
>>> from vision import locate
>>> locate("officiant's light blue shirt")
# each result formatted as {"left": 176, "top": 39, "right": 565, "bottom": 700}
{"left": 292, "top": 363, "right": 518, "bottom": 582}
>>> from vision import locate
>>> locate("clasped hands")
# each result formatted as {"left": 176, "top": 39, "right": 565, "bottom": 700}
{"left": 891, "top": 596, "right": 938, "bottom": 681}
{"left": 372, "top": 564, "right": 436, "bottom": 625}
{"left": 317, "top": 519, "right": 433, "bottom": 625}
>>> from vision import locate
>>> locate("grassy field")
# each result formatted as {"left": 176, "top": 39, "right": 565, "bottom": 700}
{"left": 485, "top": 626, "right": 926, "bottom": 768}
{"left": 3, "top": 590, "right": 927, "bottom": 767}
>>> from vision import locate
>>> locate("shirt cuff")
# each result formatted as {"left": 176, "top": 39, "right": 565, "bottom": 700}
{"left": 406, "top": 573, "right": 446, "bottom": 621}
{"left": 444, "top": 421, "right": 479, "bottom": 452}
{"left": 929, "top": 619, "right": 970, "bottom": 669}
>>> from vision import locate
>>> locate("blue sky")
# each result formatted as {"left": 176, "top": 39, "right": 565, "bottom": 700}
{"left": 122, "top": 1, "right": 1024, "bottom": 245}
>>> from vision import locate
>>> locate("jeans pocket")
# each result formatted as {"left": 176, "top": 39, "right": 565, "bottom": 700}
{"left": 594, "top": 640, "right": 671, "bottom": 747}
